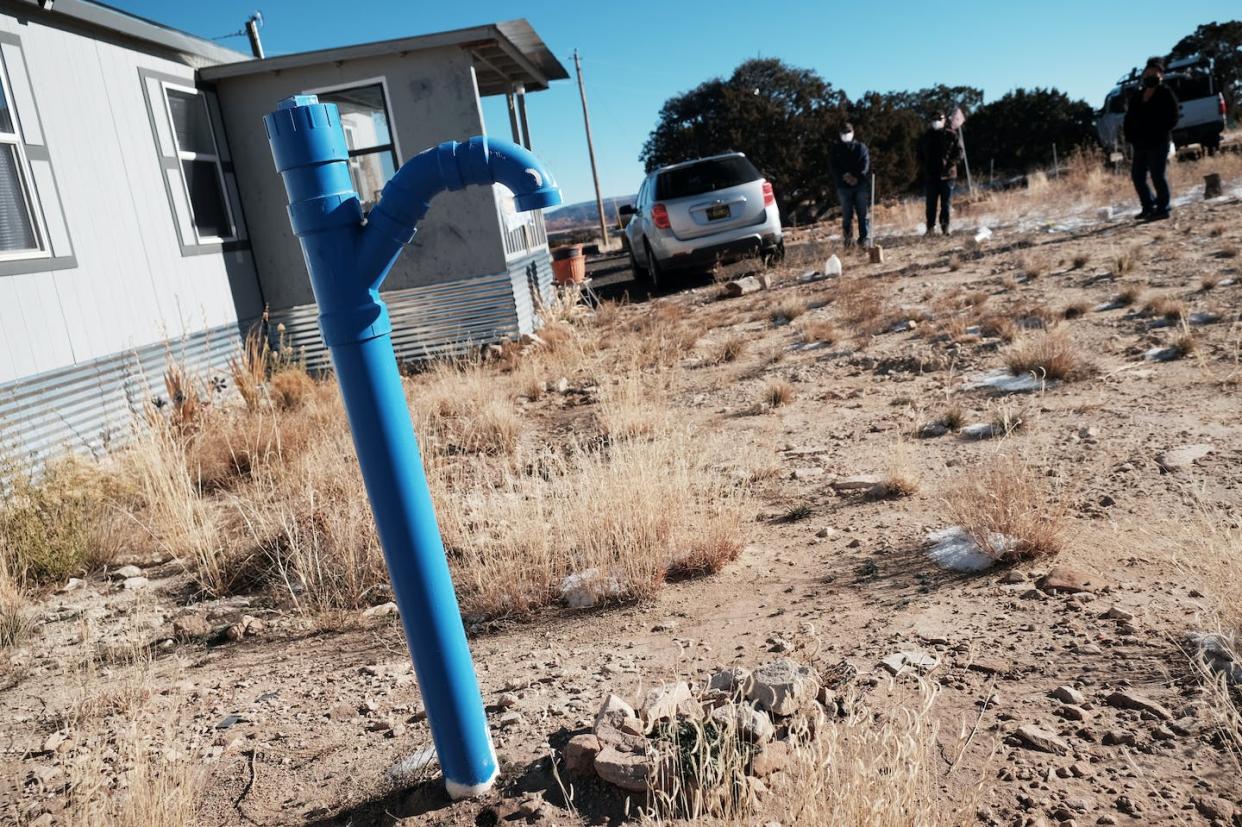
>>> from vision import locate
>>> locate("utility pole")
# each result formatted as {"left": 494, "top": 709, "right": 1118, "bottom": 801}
{"left": 573, "top": 49, "right": 609, "bottom": 248}
{"left": 245, "top": 12, "right": 264, "bottom": 59}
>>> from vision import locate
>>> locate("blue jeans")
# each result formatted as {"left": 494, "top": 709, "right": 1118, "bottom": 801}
{"left": 837, "top": 182, "right": 871, "bottom": 244}
{"left": 925, "top": 179, "right": 954, "bottom": 231}
{"left": 1131, "top": 145, "right": 1170, "bottom": 213}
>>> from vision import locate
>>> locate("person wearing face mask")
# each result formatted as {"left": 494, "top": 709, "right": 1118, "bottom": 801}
{"left": 916, "top": 111, "right": 963, "bottom": 236}
{"left": 1123, "top": 57, "right": 1180, "bottom": 221}
{"left": 829, "top": 122, "right": 872, "bottom": 248}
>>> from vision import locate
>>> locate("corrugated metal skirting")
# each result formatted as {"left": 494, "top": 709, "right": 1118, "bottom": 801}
{"left": 0, "top": 323, "right": 243, "bottom": 464}
{"left": 270, "top": 249, "right": 553, "bottom": 369}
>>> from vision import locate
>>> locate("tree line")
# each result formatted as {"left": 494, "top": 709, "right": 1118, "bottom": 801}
{"left": 639, "top": 21, "right": 1240, "bottom": 222}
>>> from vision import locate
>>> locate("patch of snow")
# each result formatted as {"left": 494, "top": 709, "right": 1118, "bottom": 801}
{"left": 925, "top": 526, "right": 1000, "bottom": 572}
{"left": 963, "top": 368, "right": 1047, "bottom": 394}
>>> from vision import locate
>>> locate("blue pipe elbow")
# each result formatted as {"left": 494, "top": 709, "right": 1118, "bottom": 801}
{"left": 357, "top": 137, "right": 561, "bottom": 292}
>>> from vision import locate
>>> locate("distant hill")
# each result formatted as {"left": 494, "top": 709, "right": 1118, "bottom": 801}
{"left": 545, "top": 195, "right": 636, "bottom": 231}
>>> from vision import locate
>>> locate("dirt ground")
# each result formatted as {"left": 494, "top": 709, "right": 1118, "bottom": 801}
{"left": 4, "top": 176, "right": 1242, "bottom": 826}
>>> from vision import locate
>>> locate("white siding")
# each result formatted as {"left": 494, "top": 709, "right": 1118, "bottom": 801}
{"left": 0, "top": 16, "right": 261, "bottom": 386}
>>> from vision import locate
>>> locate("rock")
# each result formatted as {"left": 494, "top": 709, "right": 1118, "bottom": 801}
{"left": 122, "top": 576, "right": 149, "bottom": 590}
{"left": 563, "top": 734, "right": 601, "bottom": 775}
{"left": 1185, "top": 632, "right": 1242, "bottom": 683}
{"left": 1156, "top": 443, "right": 1212, "bottom": 472}
{"left": 1037, "top": 567, "right": 1100, "bottom": 594}
{"left": 554, "top": 377, "right": 570, "bottom": 394}
{"left": 918, "top": 422, "right": 949, "bottom": 438}
{"left": 594, "top": 694, "right": 638, "bottom": 734}
{"left": 815, "top": 527, "right": 832, "bottom": 538}
{"left": 831, "top": 474, "right": 882, "bottom": 492}
{"left": 58, "top": 578, "right": 84, "bottom": 593}
{"left": 881, "top": 650, "right": 940, "bottom": 676}
{"left": 560, "top": 568, "right": 621, "bottom": 609}
{"left": 967, "top": 658, "right": 1009, "bottom": 676}
{"left": 708, "top": 667, "right": 753, "bottom": 696}
{"left": 1101, "top": 729, "right": 1136, "bottom": 746}
{"left": 750, "top": 740, "right": 790, "bottom": 777}
{"left": 960, "top": 422, "right": 999, "bottom": 440}
{"left": 1102, "top": 606, "right": 1134, "bottom": 621}
{"left": 639, "top": 682, "right": 696, "bottom": 724}
{"left": 1056, "top": 705, "right": 1088, "bottom": 722}
{"left": 1114, "top": 796, "right": 1141, "bottom": 816}
{"left": 1192, "top": 795, "right": 1235, "bottom": 823}
{"left": 113, "top": 565, "right": 143, "bottom": 579}
{"left": 172, "top": 613, "right": 210, "bottom": 640}
{"left": 747, "top": 659, "right": 821, "bottom": 716}
{"left": 496, "top": 693, "right": 519, "bottom": 710}
{"left": 1051, "top": 686, "right": 1086, "bottom": 706}
{"left": 1000, "top": 570, "right": 1027, "bottom": 584}
{"left": 41, "top": 730, "right": 69, "bottom": 753}
{"left": 724, "top": 276, "right": 764, "bottom": 298}
{"left": 709, "top": 702, "right": 775, "bottom": 743}
{"left": 1105, "top": 691, "right": 1171, "bottom": 720}
{"left": 362, "top": 602, "right": 398, "bottom": 619}
{"left": 517, "top": 794, "right": 545, "bottom": 818}
{"left": 1013, "top": 724, "right": 1068, "bottom": 754}
{"left": 594, "top": 740, "right": 653, "bottom": 792}
{"left": 497, "top": 711, "right": 523, "bottom": 729}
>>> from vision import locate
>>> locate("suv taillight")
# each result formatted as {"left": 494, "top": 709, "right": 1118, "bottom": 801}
{"left": 652, "top": 202, "right": 670, "bottom": 229}
{"left": 762, "top": 180, "right": 775, "bottom": 206}
{"left": 1220, "top": 94, "right": 1228, "bottom": 115}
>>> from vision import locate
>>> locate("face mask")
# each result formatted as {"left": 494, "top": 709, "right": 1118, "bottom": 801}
{"left": 931, "top": 119, "right": 945, "bottom": 130}
{"left": 1143, "top": 75, "right": 1159, "bottom": 88}
{"left": 840, "top": 132, "right": 853, "bottom": 142}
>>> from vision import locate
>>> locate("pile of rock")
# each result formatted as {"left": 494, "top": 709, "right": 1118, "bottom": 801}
{"left": 561, "top": 658, "right": 835, "bottom": 796}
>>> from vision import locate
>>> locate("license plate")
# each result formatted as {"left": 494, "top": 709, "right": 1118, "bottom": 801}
{"left": 706, "top": 204, "right": 730, "bottom": 220}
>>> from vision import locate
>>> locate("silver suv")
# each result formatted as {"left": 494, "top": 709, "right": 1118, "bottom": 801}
{"left": 621, "top": 152, "right": 783, "bottom": 287}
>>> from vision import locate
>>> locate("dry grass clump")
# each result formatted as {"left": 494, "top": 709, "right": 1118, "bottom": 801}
{"left": 713, "top": 335, "right": 748, "bottom": 364}
{"left": 1071, "top": 253, "right": 1090, "bottom": 270}
{"left": 269, "top": 366, "right": 315, "bottom": 410}
{"left": 834, "top": 277, "right": 888, "bottom": 336}
{"left": 1002, "top": 329, "right": 1092, "bottom": 381}
{"left": 797, "top": 319, "right": 838, "bottom": 345}
{"left": 0, "top": 455, "right": 126, "bottom": 589}
{"left": 1170, "top": 329, "right": 1199, "bottom": 360}
{"left": 613, "top": 302, "right": 701, "bottom": 370}
{"left": 773, "top": 688, "right": 966, "bottom": 826}
{"left": 596, "top": 372, "right": 667, "bottom": 441}
{"left": 865, "top": 445, "right": 920, "bottom": 501}
{"left": 945, "top": 454, "right": 1068, "bottom": 562}
{"left": 762, "top": 380, "right": 796, "bottom": 408}
{"left": 1143, "top": 294, "right": 1186, "bottom": 322}
{"left": 939, "top": 403, "right": 966, "bottom": 431}
{"left": 1017, "top": 254, "right": 1047, "bottom": 280}
{"left": 947, "top": 254, "right": 963, "bottom": 272}
{"left": 0, "top": 567, "right": 34, "bottom": 648}
{"left": 1111, "top": 247, "right": 1140, "bottom": 276}
{"left": 1113, "top": 283, "right": 1145, "bottom": 307}
{"left": 1200, "top": 274, "right": 1220, "bottom": 291}
{"left": 769, "top": 296, "right": 808, "bottom": 325}
{"left": 1219, "top": 243, "right": 1240, "bottom": 259}
{"left": 415, "top": 359, "right": 522, "bottom": 456}
{"left": 1061, "top": 300, "right": 1089, "bottom": 320}
{"left": 975, "top": 314, "right": 1019, "bottom": 343}
{"left": 440, "top": 433, "right": 745, "bottom": 617}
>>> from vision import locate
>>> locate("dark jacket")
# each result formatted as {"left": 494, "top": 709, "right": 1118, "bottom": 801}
{"left": 916, "top": 128, "right": 962, "bottom": 181}
{"left": 1123, "top": 83, "right": 1179, "bottom": 149}
{"left": 829, "top": 140, "right": 870, "bottom": 188}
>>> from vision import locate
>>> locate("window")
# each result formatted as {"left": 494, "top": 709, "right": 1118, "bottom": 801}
{"left": 655, "top": 156, "right": 760, "bottom": 201}
{"left": 312, "top": 82, "right": 399, "bottom": 210}
{"left": 0, "top": 58, "right": 45, "bottom": 260}
{"left": 162, "top": 83, "right": 234, "bottom": 243}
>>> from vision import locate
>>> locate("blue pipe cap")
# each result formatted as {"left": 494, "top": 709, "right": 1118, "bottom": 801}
{"left": 515, "top": 187, "right": 562, "bottom": 212}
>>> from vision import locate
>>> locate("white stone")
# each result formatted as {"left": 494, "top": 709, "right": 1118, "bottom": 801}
{"left": 925, "top": 526, "right": 1001, "bottom": 572}
{"left": 560, "top": 568, "right": 621, "bottom": 609}
{"left": 639, "top": 681, "right": 696, "bottom": 724}
{"left": 114, "top": 565, "right": 143, "bottom": 579}
{"left": 746, "top": 659, "right": 820, "bottom": 717}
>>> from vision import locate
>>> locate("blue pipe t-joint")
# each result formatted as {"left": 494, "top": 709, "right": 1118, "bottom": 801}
{"left": 263, "top": 94, "right": 561, "bottom": 799}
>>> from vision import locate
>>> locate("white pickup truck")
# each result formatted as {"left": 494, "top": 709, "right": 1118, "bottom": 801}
{"left": 1097, "top": 55, "right": 1227, "bottom": 153}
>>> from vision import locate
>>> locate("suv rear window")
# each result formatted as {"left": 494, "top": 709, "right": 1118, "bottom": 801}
{"left": 655, "top": 156, "right": 761, "bottom": 200}
{"left": 1166, "top": 73, "right": 1213, "bottom": 100}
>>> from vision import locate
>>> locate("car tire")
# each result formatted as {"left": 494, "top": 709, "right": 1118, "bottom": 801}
{"left": 764, "top": 240, "right": 786, "bottom": 267}
{"left": 629, "top": 240, "right": 648, "bottom": 280}
{"left": 645, "top": 241, "right": 665, "bottom": 291}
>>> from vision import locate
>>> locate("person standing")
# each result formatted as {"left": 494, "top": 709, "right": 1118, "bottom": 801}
{"left": 915, "top": 111, "right": 963, "bottom": 236}
{"left": 830, "top": 122, "right": 872, "bottom": 248}
{"left": 1124, "top": 57, "right": 1180, "bottom": 221}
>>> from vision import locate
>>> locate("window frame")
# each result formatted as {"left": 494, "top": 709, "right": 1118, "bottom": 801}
{"left": 0, "top": 54, "right": 48, "bottom": 263}
{"left": 304, "top": 77, "right": 403, "bottom": 206}
{"left": 159, "top": 80, "right": 237, "bottom": 245}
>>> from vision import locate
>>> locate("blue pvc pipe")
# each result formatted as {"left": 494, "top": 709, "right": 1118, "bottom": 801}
{"left": 262, "top": 95, "right": 561, "bottom": 799}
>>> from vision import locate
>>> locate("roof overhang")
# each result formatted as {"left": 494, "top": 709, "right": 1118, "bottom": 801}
{"left": 7, "top": 0, "right": 251, "bottom": 66}
{"left": 200, "top": 19, "right": 568, "bottom": 96}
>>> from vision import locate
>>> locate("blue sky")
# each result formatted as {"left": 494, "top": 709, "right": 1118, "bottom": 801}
{"left": 112, "top": 1, "right": 1237, "bottom": 205}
